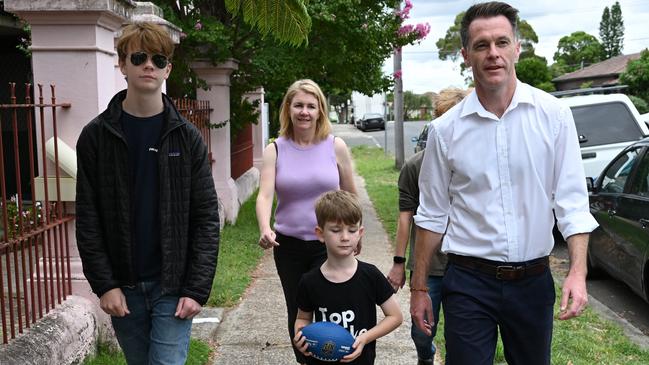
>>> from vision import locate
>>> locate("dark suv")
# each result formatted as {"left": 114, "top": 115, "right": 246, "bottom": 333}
{"left": 587, "top": 137, "right": 649, "bottom": 302}
{"left": 358, "top": 113, "right": 385, "bottom": 131}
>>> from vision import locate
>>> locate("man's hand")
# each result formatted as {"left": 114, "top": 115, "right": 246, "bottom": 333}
{"left": 175, "top": 297, "right": 202, "bottom": 319}
{"left": 387, "top": 264, "right": 406, "bottom": 292}
{"left": 558, "top": 272, "right": 588, "bottom": 320}
{"left": 100, "top": 288, "right": 130, "bottom": 317}
{"left": 409, "top": 228, "right": 441, "bottom": 336}
{"left": 560, "top": 233, "right": 590, "bottom": 320}
{"left": 410, "top": 290, "right": 433, "bottom": 336}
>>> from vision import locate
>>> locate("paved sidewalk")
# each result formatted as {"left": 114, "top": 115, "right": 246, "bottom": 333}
{"left": 209, "top": 172, "right": 440, "bottom": 364}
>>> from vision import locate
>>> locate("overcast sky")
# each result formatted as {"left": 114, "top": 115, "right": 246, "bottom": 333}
{"left": 383, "top": 0, "right": 649, "bottom": 94}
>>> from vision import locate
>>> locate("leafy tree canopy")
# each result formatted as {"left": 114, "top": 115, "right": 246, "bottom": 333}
{"left": 436, "top": 12, "right": 464, "bottom": 63}
{"left": 155, "top": 0, "right": 424, "bottom": 137}
{"left": 403, "top": 91, "right": 432, "bottom": 120}
{"left": 403, "top": 90, "right": 432, "bottom": 109}
{"left": 516, "top": 56, "right": 554, "bottom": 91}
{"left": 620, "top": 49, "right": 649, "bottom": 103}
{"left": 599, "top": 1, "right": 624, "bottom": 59}
{"left": 518, "top": 20, "right": 539, "bottom": 59}
{"left": 553, "top": 31, "right": 603, "bottom": 73}
{"left": 224, "top": 0, "right": 311, "bottom": 46}
{"left": 628, "top": 95, "right": 649, "bottom": 114}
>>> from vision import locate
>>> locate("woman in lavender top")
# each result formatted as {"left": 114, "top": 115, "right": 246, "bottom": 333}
{"left": 256, "top": 79, "right": 356, "bottom": 364}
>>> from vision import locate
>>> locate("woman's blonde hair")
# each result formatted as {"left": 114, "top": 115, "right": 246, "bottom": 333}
{"left": 279, "top": 79, "right": 331, "bottom": 141}
{"left": 435, "top": 87, "right": 471, "bottom": 117}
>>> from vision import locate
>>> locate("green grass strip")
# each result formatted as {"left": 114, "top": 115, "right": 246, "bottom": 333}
{"left": 83, "top": 338, "right": 212, "bottom": 365}
{"left": 352, "top": 146, "right": 649, "bottom": 364}
{"left": 208, "top": 190, "right": 265, "bottom": 307}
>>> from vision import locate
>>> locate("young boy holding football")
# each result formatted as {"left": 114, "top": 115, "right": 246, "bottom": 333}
{"left": 293, "top": 190, "right": 403, "bottom": 364}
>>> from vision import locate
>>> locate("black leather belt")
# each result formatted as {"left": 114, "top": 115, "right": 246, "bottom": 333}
{"left": 448, "top": 254, "right": 549, "bottom": 281}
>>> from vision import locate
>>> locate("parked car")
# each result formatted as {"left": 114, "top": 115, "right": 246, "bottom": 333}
{"left": 558, "top": 93, "right": 649, "bottom": 179}
{"left": 411, "top": 122, "right": 430, "bottom": 153}
{"left": 358, "top": 113, "right": 385, "bottom": 131}
{"left": 587, "top": 136, "right": 649, "bottom": 302}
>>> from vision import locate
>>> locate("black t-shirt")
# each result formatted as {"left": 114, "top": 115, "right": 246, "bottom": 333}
{"left": 296, "top": 260, "right": 394, "bottom": 365}
{"left": 120, "top": 110, "right": 163, "bottom": 281}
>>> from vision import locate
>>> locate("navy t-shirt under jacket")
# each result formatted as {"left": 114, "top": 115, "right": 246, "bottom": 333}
{"left": 120, "top": 110, "right": 163, "bottom": 281}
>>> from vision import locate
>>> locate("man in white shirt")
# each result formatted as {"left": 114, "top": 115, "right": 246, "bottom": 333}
{"left": 409, "top": 2, "right": 598, "bottom": 364}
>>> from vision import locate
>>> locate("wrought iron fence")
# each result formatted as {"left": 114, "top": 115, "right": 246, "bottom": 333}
{"left": 0, "top": 83, "right": 73, "bottom": 344}
{"left": 172, "top": 98, "right": 213, "bottom": 164}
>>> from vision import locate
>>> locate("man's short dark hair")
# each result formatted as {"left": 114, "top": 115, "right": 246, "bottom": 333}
{"left": 460, "top": 1, "right": 519, "bottom": 48}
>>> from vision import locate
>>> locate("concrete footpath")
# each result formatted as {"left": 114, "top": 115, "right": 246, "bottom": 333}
{"left": 207, "top": 172, "right": 436, "bottom": 364}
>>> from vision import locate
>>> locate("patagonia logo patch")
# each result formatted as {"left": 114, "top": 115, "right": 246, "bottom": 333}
{"left": 168, "top": 152, "right": 181, "bottom": 157}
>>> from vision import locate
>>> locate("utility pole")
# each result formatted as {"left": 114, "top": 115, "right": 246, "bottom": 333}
{"left": 393, "top": 47, "right": 404, "bottom": 169}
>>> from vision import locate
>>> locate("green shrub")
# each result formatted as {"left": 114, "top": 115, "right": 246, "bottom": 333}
{"left": 628, "top": 95, "right": 649, "bottom": 114}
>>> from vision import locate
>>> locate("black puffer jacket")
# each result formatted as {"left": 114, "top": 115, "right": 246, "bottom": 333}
{"left": 75, "top": 90, "right": 219, "bottom": 305}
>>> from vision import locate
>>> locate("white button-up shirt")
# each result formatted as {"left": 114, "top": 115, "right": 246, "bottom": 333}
{"left": 414, "top": 81, "right": 598, "bottom": 262}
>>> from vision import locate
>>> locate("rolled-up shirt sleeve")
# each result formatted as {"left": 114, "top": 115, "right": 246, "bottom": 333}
{"left": 553, "top": 106, "right": 599, "bottom": 238}
{"left": 414, "top": 123, "right": 452, "bottom": 234}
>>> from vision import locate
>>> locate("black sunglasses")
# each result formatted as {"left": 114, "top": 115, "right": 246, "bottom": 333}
{"left": 129, "top": 52, "right": 169, "bottom": 69}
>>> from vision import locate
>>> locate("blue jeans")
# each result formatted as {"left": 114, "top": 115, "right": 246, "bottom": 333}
{"left": 410, "top": 274, "right": 443, "bottom": 361}
{"left": 111, "top": 281, "right": 193, "bottom": 365}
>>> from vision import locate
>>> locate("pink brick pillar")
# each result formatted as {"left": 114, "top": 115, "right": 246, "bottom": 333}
{"left": 191, "top": 59, "right": 240, "bottom": 223}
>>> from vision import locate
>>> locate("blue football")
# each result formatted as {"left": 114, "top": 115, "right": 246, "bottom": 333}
{"left": 301, "top": 321, "right": 355, "bottom": 362}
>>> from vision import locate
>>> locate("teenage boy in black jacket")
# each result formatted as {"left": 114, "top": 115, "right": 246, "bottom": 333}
{"left": 75, "top": 22, "right": 219, "bottom": 364}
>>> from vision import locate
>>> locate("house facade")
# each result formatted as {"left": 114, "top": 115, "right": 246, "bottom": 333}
{"left": 552, "top": 52, "right": 642, "bottom": 91}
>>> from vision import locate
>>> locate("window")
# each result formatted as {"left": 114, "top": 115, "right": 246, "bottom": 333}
{"left": 629, "top": 149, "right": 649, "bottom": 197}
{"left": 571, "top": 102, "right": 644, "bottom": 147}
{"left": 600, "top": 148, "right": 642, "bottom": 193}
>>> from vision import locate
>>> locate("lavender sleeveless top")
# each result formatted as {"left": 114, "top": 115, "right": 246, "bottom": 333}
{"left": 274, "top": 135, "right": 339, "bottom": 240}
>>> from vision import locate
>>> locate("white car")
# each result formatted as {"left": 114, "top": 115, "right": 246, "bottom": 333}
{"left": 559, "top": 93, "right": 649, "bottom": 179}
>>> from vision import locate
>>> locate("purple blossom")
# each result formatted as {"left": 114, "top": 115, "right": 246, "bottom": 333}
{"left": 415, "top": 23, "right": 431, "bottom": 38}
{"left": 397, "top": 22, "right": 430, "bottom": 41}
{"left": 194, "top": 22, "right": 203, "bottom": 31}
{"left": 398, "top": 24, "right": 414, "bottom": 36}
{"left": 398, "top": 0, "right": 413, "bottom": 20}
{"left": 393, "top": 70, "right": 402, "bottom": 79}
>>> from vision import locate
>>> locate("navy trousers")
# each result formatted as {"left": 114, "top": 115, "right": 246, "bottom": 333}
{"left": 442, "top": 262, "right": 555, "bottom": 365}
